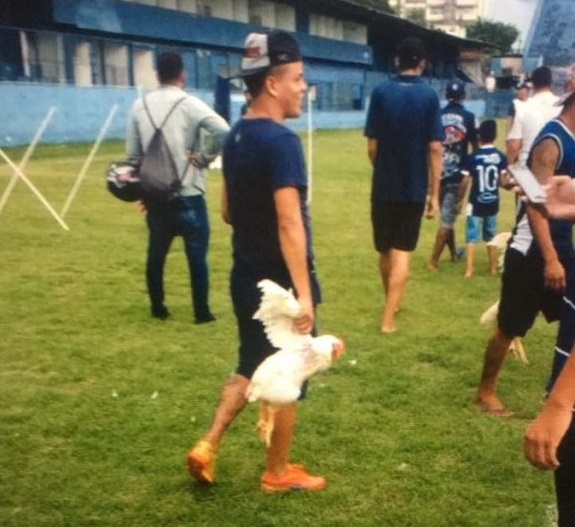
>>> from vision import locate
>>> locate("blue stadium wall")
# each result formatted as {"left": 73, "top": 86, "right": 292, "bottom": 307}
{"left": 0, "top": 81, "right": 489, "bottom": 147}
{"left": 0, "top": 0, "right": 489, "bottom": 146}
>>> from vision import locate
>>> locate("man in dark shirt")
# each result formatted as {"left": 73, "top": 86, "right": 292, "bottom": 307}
{"left": 187, "top": 30, "right": 326, "bottom": 493}
{"left": 364, "top": 37, "right": 444, "bottom": 333}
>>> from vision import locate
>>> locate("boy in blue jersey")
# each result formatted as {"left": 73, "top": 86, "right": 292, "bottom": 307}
{"left": 428, "top": 81, "right": 477, "bottom": 271}
{"left": 187, "top": 31, "right": 330, "bottom": 493}
{"left": 365, "top": 37, "right": 444, "bottom": 333}
{"left": 460, "top": 120, "right": 507, "bottom": 277}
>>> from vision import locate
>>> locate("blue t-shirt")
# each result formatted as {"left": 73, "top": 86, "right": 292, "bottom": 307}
{"left": 441, "top": 101, "right": 477, "bottom": 184}
{"left": 223, "top": 118, "right": 314, "bottom": 273}
{"left": 463, "top": 145, "right": 507, "bottom": 217}
{"left": 364, "top": 75, "right": 445, "bottom": 203}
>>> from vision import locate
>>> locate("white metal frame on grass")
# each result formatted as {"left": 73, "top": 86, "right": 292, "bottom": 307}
{"left": 0, "top": 148, "right": 70, "bottom": 231}
{"left": 0, "top": 106, "right": 57, "bottom": 216}
{"left": 60, "top": 104, "right": 119, "bottom": 219}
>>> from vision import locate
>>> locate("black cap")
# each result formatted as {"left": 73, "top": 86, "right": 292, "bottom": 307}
{"left": 239, "top": 30, "right": 302, "bottom": 77}
{"left": 446, "top": 80, "right": 466, "bottom": 100}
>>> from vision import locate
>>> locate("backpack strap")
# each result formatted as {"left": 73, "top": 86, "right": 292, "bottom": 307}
{"left": 142, "top": 95, "right": 191, "bottom": 193}
{"left": 143, "top": 95, "right": 188, "bottom": 131}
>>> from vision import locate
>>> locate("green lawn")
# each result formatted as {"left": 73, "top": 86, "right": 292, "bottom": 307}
{"left": 0, "top": 129, "right": 560, "bottom": 526}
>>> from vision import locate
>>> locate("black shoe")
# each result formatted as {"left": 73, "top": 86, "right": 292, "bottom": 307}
{"left": 151, "top": 305, "right": 171, "bottom": 320}
{"left": 194, "top": 313, "right": 216, "bottom": 325}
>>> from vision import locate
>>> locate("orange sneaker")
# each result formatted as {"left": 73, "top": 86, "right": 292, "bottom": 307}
{"left": 261, "top": 464, "right": 326, "bottom": 493}
{"left": 187, "top": 440, "right": 217, "bottom": 484}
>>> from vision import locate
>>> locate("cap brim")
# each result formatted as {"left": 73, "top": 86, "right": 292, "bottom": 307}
{"left": 228, "top": 65, "right": 272, "bottom": 79}
{"left": 556, "top": 90, "right": 575, "bottom": 106}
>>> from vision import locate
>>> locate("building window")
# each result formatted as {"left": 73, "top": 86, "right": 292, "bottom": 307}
{"left": 309, "top": 14, "right": 344, "bottom": 41}
{"left": 197, "top": 2, "right": 212, "bottom": 17}
{"left": 343, "top": 21, "right": 367, "bottom": 45}
{"left": 21, "top": 31, "right": 65, "bottom": 83}
{"left": 103, "top": 43, "right": 129, "bottom": 86}
{"left": 133, "top": 47, "right": 157, "bottom": 89}
{"left": 178, "top": 0, "right": 196, "bottom": 13}
{"left": 275, "top": 3, "right": 295, "bottom": 31}
{"left": 157, "top": 0, "right": 177, "bottom": 9}
{"left": 248, "top": 0, "right": 275, "bottom": 28}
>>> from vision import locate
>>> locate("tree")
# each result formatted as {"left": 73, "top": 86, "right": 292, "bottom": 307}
{"left": 466, "top": 19, "right": 520, "bottom": 54}
{"left": 352, "top": 0, "right": 394, "bottom": 15}
{"left": 404, "top": 8, "right": 427, "bottom": 28}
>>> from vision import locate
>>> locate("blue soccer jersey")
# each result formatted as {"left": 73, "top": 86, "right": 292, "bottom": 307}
{"left": 462, "top": 145, "right": 507, "bottom": 217}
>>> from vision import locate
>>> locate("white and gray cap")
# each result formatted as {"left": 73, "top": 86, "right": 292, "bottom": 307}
{"left": 239, "top": 30, "right": 302, "bottom": 77}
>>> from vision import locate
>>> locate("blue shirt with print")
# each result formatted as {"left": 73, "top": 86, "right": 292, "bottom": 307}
{"left": 441, "top": 101, "right": 477, "bottom": 185}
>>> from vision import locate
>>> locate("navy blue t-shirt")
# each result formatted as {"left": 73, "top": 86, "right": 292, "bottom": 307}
{"left": 462, "top": 145, "right": 507, "bottom": 217}
{"left": 364, "top": 75, "right": 444, "bottom": 203}
{"left": 223, "top": 118, "right": 314, "bottom": 274}
{"left": 441, "top": 101, "right": 477, "bottom": 184}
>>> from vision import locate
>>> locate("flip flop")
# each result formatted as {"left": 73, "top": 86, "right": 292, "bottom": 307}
{"left": 482, "top": 407, "right": 514, "bottom": 418}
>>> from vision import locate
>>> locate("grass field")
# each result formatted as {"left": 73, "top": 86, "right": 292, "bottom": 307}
{"left": 0, "top": 128, "right": 561, "bottom": 526}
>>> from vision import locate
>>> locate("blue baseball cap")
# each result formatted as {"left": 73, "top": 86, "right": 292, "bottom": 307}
{"left": 445, "top": 81, "right": 466, "bottom": 100}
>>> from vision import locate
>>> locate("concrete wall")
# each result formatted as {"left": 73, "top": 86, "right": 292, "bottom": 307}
{"left": 0, "top": 82, "right": 501, "bottom": 147}
{"left": 0, "top": 82, "right": 369, "bottom": 147}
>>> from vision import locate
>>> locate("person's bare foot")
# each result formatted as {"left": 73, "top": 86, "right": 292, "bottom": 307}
{"left": 475, "top": 394, "right": 512, "bottom": 416}
{"left": 427, "top": 261, "right": 438, "bottom": 272}
{"left": 464, "top": 268, "right": 474, "bottom": 278}
{"left": 381, "top": 324, "right": 397, "bottom": 334}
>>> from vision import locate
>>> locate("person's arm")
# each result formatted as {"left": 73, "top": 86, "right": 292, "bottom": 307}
{"left": 506, "top": 105, "right": 523, "bottom": 165}
{"left": 188, "top": 100, "right": 230, "bottom": 168}
{"left": 274, "top": 187, "right": 314, "bottom": 334}
{"left": 524, "top": 344, "right": 575, "bottom": 470}
{"left": 506, "top": 138, "right": 522, "bottom": 166}
{"left": 364, "top": 88, "right": 380, "bottom": 168}
{"left": 458, "top": 172, "right": 471, "bottom": 213}
{"left": 125, "top": 107, "right": 143, "bottom": 166}
{"left": 527, "top": 138, "right": 566, "bottom": 292}
{"left": 426, "top": 140, "right": 442, "bottom": 219}
{"left": 543, "top": 176, "right": 575, "bottom": 220}
{"left": 221, "top": 179, "right": 231, "bottom": 224}
{"left": 367, "top": 138, "right": 377, "bottom": 166}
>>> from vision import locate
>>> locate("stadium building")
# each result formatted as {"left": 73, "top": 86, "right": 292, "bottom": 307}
{"left": 0, "top": 0, "right": 488, "bottom": 145}
{"left": 387, "top": 0, "right": 486, "bottom": 38}
{"left": 523, "top": 0, "right": 575, "bottom": 87}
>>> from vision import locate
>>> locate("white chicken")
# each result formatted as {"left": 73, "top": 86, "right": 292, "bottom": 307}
{"left": 480, "top": 232, "right": 528, "bottom": 364}
{"left": 246, "top": 279, "right": 344, "bottom": 446}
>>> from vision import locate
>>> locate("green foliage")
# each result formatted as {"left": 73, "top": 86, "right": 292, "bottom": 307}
{"left": 0, "top": 128, "right": 557, "bottom": 526}
{"left": 350, "top": 0, "right": 394, "bottom": 15}
{"left": 404, "top": 8, "right": 427, "bottom": 28}
{"left": 466, "top": 19, "right": 520, "bottom": 54}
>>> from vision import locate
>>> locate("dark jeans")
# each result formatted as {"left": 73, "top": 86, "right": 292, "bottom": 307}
{"left": 145, "top": 195, "right": 211, "bottom": 319}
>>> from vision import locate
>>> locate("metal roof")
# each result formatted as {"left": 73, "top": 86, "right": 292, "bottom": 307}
{"left": 287, "top": 0, "right": 489, "bottom": 51}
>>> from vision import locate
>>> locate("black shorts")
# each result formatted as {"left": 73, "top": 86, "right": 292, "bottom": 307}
{"left": 230, "top": 262, "right": 320, "bottom": 381}
{"left": 497, "top": 248, "right": 573, "bottom": 338}
{"left": 371, "top": 201, "right": 425, "bottom": 253}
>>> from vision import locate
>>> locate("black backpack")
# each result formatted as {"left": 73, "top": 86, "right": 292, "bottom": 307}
{"left": 139, "top": 95, "right": 188, "bottom": 202}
